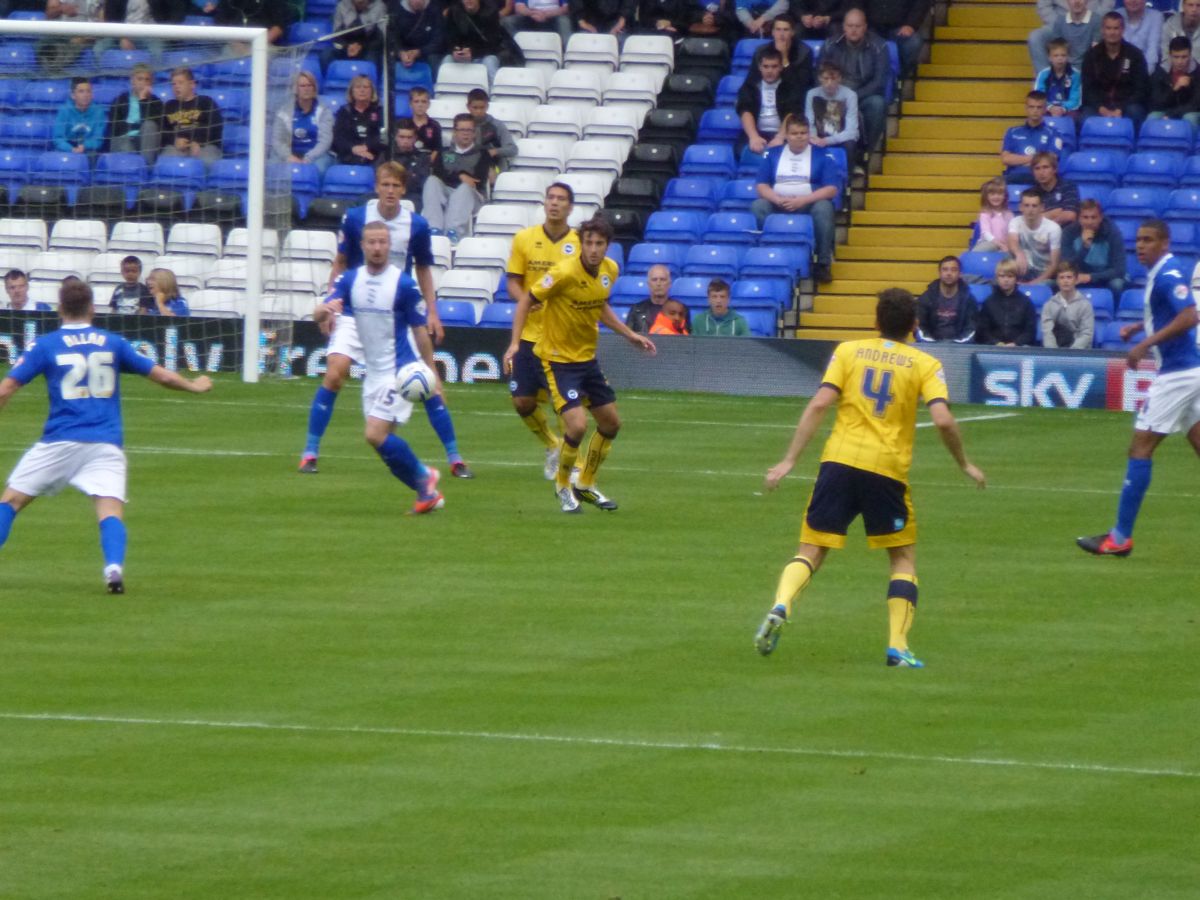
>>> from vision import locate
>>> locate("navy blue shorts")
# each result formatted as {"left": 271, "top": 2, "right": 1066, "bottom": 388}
{"left": 801, "top": 461, "right": 916, "bottom": 549}
{"left": 543, "top": 358, "right": 616, "bottom": 413}
{"left": 508, "top": 339, "right": 548, "bottom": 399}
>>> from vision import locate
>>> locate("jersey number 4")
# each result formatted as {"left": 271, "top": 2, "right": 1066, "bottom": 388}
{"left": 861, "top": 366, "right": 895, "bottom": 417}
{"left": 57, "top": 352, "right": 116, "bottom": 400}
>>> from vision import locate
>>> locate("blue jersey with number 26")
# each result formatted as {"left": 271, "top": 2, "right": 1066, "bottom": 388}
{"left": 7, "top": 324, "right": 155, "bottom": 446}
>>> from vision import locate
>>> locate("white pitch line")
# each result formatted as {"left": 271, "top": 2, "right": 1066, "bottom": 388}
{"left": 0, "top": 711, "right": 1194, "bottom": 781}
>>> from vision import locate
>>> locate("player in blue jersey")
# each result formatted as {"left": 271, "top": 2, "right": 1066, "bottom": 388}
{"left": 1078, "top": 220, "right": 1200, "bottom": 556}
{"left": 299, "top": 162, "right": 473, "bottom": 479}
{"left": 313, "top": 221, "right": 445, "bottom": 514}
{"left": 0, "top": 280, "right": 212, "bottom": 593}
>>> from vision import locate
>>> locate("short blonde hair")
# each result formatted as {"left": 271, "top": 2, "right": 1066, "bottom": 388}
{"left": 994, "top": 258, "right": 1019, "bottom": 278}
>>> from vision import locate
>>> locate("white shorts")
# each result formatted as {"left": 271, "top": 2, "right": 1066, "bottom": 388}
{"left": 1135, "top": 367, "right": 1200, "bottom": 435}
{"left": 327, "top": 314, "right": 364, "bottom": 365}
{"left": 7, "top": 441, "right": 128, "bottom": 501}
{"left": 363, "top": 378, "right": 415, "bottom": 425}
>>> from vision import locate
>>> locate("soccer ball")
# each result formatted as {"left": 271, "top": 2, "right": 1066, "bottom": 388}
{"left": 395, "top": 360, "right": 436, "bottom": 402}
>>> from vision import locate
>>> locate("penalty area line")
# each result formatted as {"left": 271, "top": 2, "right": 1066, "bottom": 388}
{"left": 0, "top": 711, "right": 1194, "bottom": 781}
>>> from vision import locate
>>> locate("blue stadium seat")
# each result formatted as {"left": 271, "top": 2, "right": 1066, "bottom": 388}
{"left": 288, "top": 20, "right": 329, "bottom": 46}
{"left": 224, "top": 124, "right": 252, "bottom": 157}
{"left": 643, "top": 210, "right": 707, "bottom": 244}
{"left": 716, "top": 74, "right": 745, "bottom": 108}
{"left": 741, "top": 308, "right": 777, "bottom": 337}
{"left": 884, "top": 40, "right": 899, "bottom": 103}
{"left": 739, "top": 246, "right": 804, "bottom": 295}
{"left": 325, "top": 59, "right": 378, "bottom": 93}
{"left": 606, "top": 241, "right": 624, "bottom": 272}
{"left": 1122, "top": 151, "right": 1183, "bottom": 188}
{"left": 0, "top": 80, "right": 23, "bottom": 111}
{"left": 318, "top": 93, "right": 344, "bottom": 118}
{"left": 394, "top": 61, "right": 434, "bottom": 93}
{"left": 679, "top": 144, "right": 737, "bottom": 179}
{"left": 610, "top": 273, "right": 649, "bottom": 302}
{"left": 321, "top": 164, "right": 375, "bottom": 199}
{"left": 732, "top": 278, "right": 790, "bottom": 309}
{"left": 661, "top": 176, "right": 721, "bottom": 212}
{"left": 182, "top": 14, "right": 214, "bottom": 25}
{"left": 1179, "top": 155, "right": 1200, "bottom": 188}
{"left": 737, "top": 146, "right": 765, "bottom": 177}
{"left": 760, "top": 214, "right": 814, "bottom": 251}
{"left": 731, "top": 38, "right": 770, "bottom": 75}
{"left": 1044, "top": 115, "right": 1077, "bottom": 153}
{"left": 671, "top": 276, "right": 712, "bottom": 308}
{"left": 92, "top": 81, "right": 125, "bottom": 105}
{"left": 209, "top": 158, "right": 251, "bottom": 190}
{"left": 959, "top": 250, "right": 1006, "bottom": 281}
{"left": 0, "top": 147, "right": 33, "bottom": 197}
{"left": 33, "top": 150, "right": 90, "bottom": 203}
{"left": 21, "top": 79, "right": 71, "bottom": 112}
{"left": 94, "top": 152, "right": 148, "bottom": 205}
{"left": 625, "top": 242, "right": 685, "bottom": 275}
{"left": 436, "top": 300, "right": 477, "bottom": 326}
{"left": 306, "top": 0, "right": 338, "bottom": 17}
{"left": 1110, "top": 216, "right": 1139, "bottom": 247}
{"left": 7, "top": 9, "right": 46, "bottom": 18}
{"left": 1117, "top": 288, "right": 1144, "bottom": 320}
{"left": 1098, "top": 319, "right": 1135, "bottom": 350}
{"left": 1077, "top": 183, "right": 1112, "bottom": 207}
{"left": 1062, "top": 150, "right": 1125, "bottom": 188}
{"left": 1105, "top": 186, "right": 1170, "bottom": 218}
{"left": 702, "top": 211, "right": 757, "bottom": 246}
{"left": 150, "top": 156, "right": 207, "bottom": 209}
{"left": 160, "top": 48, "right": 217, "bottom": 71}
{"left": 697, "top": 108, "right": 742, "bottom": 143}
{"left": 1163, "top": 187, "right": 1200, "bottom": 220}
{"left": 718, "top": 178, "right": 758, "bottom": 211}
{"left": 479, "top": 301, "right": 516, "bottom": 328}
{"left": 0, "top": 114, "right": 53, "bottom": 150}
{"left": 1135, "top": 117, "right": 1193, "bottom": 155}
{"left": 1125, "top": 252, "right": 1147, "bottom": 286}
{"left": 968, "top": 283, "right": 991, "bottom": 305}
{"left": 1080, "top": 116, "right": 1135, "bottom": 153}
{"left": 682, "top": 244, "right": 740, "bottom": 279}
{"left": 1081, "top": 288, "right": 1114, "bottom": 322}
{"left": 0, "top": 41, "right": 35, "bottom": 73}
{"left": 269, "top": 161, "right": 321, "bottom": 216}
{"left": 209, "top": 87, "right": 249, "bottom": 124}
{"left": 98, "top": 47, "right": 152, "bottom": 72}
{"left": 1169, "top": 220, "right": 1200, "bottom": 254}
{"left": 1020, "top": 284, "right": 1053, "bottom": 309}
{"left": 270, "top": 55, "right": 322, "bottom": 91}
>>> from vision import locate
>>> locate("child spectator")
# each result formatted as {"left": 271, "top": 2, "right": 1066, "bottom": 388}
{"left": 53, "top": 77, "right": 106, "bottom": 158}
{"left": 421, "top": 114, "right": 489, "bottom": 242}
{"left": 390, "top": 119, "right": 432, "bottom": 208}
{"left": 407, "top": 87, "right": 443, "bottom": 157}
{"left": 649, "top": 297, "right": 691, "bottom": 335}
{"left": 467, "top": 89, "right": 517, "bottom": 174}
{"left": 332, "top": 74, "right": 385, "bottom": 165}
{"left": 160, "top": 67, "right": 224, "bottom": 163}
{"left": 692, "top": 279, "right": 749, "bottom": 336}
{"left": 1042, "top": 261, "right": 1096, "bottom": 349}
{"left": 805, "top": 61, "right": 860, "bottom": 169}
{"left": 1035, "top": 37, "right": 1082, "bottom": 118}
{"left": 1008, "top": 188, "right": 1062, "bottom": 284}
{"left": 976, "top": 259, "right": 1037, "bottom": 346}
{"left": 974, "top": 177, "right": 1014, "bottom": 252}
{"left": 1149, "top": 35, "right": 1200, "bottom": 125}
{"left": 109, "top": 256, "right": 155, "bottom": 313}
{"left": 145, "top": 268, "right": 189, "bottom": 317}
{"left": 108, "top": 63, "right": 164, "bottom": 165}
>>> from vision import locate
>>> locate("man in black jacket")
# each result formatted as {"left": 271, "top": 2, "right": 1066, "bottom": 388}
{"left": 572, "top": 0, "right": 637, "bottom": 39}
{"left": 391, "top": 0, "right": 446, "bottom": 74}
{"left": 857, "top": 0, "right": 930, "bottom": 82}
{"left": 208, "top": 0, "right": 294, "bottom": 43}
{"left": 737, "top": 48, "right": 805, "bottom": 152}
{"left": 108, "top": 63, "right": 164, "bottom": 164}
{"left": 1080, "top": 11, "right": 1150, "bottom": 126}
{"left": 916, "top": 256, "right": 976, "bottom": 342}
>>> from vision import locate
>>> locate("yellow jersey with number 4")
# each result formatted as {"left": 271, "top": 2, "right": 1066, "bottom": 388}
{"left": 531, "top": 254, "right": 619, "bottom": 364}
{"left": 507, "top": 225, "right": 580, "bottom": 345}
{"left": 818, "top": 338, "right": 949, "bottom": 483}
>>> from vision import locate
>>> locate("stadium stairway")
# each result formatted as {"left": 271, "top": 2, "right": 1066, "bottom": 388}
{"left": 797, "top": 0, "right": 1039, "bottom": 340}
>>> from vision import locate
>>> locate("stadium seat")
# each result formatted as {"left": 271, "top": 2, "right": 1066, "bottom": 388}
{"left": 1061, "top": 150, "right": 1125, "bottom": 189}
{"left": 564, "top": 32, "right": 620, "bottom": 73}
{"left": 661, "top": 177, "right": 721, "bottom": 212}
{"left": 740, "top": 245, "right": 809, "bottom": 286}
{"left": 639, "top": 108, "right": 696, "bottom": 154}
{"left": 50, "top": 219, "right": 107, "bottom": 253}
{"left": 153, "top": 254, "right": 210, "bottom": 291}
{"left": 1019, "top": 284, "right": 1053, "bottom": 309}
{"left": 474, "top": 203, "right": 534, "bottom": 237}
{"left": 436, "top": 62, "right": 489, "bottom": 98}
{"left": 583, "top": 105, "right": 643, "bottom": 144}
{"left": 1170, "top": 220, "right": 1200, "bottom": 254}
{"left": 732, "top": 277, "right": 791, "bottom": 309}
{"left": 1043, "top": 115, "right": 1077, "bottom": 153}
{"left": 679, "top": 143, "right": 737, "bottom": 179}
{"left": 0, "top": 41, "right": 35, "bottom": 73}
{"left": 453, "top": 236, "right": 511, "bottom": 272}
{"left": 1098, "top": 319, "right": 1135, "bottom": 350}
{"left": 0, "top": 217, "right": 48, "bottom": 251}
{"left": 697, "top": 108, "right": 742, "bottom": 143}
{"left": 493, "top": 171, "right": 554, "bottom": 205}
{"left": 202, "top": 258, "right": 249, "bottom": 290}
{"left": 1105, "top": 186, "right": 1170, "bottom": 219}
{"left": 621, "top": 143, "right": 679, "bottom": 190}
{"left": 281, "top": 230, "right": 337, "bottom": 265}
{"left": 188, "top": 288, "right": 245, "bottom": 317}
{"left": 20, "top": 79, "right": 71, "bottom": 113}
{"left": 13, "top": 185, "right": 65, "bottom": 221}
{"left": 682, "top": 244, "right": 740, "bottom": 279}
{"left": 718, "top": 179, "right": 758, "bottom": 211}
{"left": 88, "top": 251, "right": 154, "bottom": 288}
{"left": 514, "top": 31, "right": 563, "bottom": 72}
{"left": 626, "top": 242, "right": 684, "bottom": 275}
{"left": 0, "top": 115, "right": 53, "bottom": 150}
{"left": 0, "top": 148, "right": 34, "bottom": 199}
{"left": 657, "top": 73, "right": 714, "bottom": 118}
{"left": 266, "top": 260, "right": 329, "bottom": 295}
{"left": 109, "top": 221, "right": 164, "bottom": 256}
{"left": 565, "top": 140, "right": 627, "bottom": 179}
{"left": 393, "top": 61, "right": 434, "bottom": 94}
{"left": 618, "top": 34, "right": 674, "bottom": 80}
{"left": 644, "top": 210, "right": 706, "bottom": 244}
{"left": 605, "top": 175, "right": 662, "bottom": 217}
{"left": 610, "top": 273, "right": 649, "bottom": 303}
{"left": 603, "top": 207, "right": 645, "bottom": 250}
{"left": 28, "top": 249, "right": 95, "bottom": 282}
{"left": 1077, "top": 183, "right": 1112, "bottom": 208}
{"left": 527, "top": 104, "right": 583, "bottom": 140}
{"left": 436, "top": 299, "right": 479, "bottom": 326}
{"left": 302, "top": 195, "right": 351, "bottom": 230}
{"left": 165, "top": 222, "right": 223, "bottom": 258}
{"left": 437, "top": 269, "right": 496, "bottom": 302}
{"left": 478, "top": 301, "right": 516, "bottom": 328}
{"left": 675, "top": 37, "right": 730, "bottom": 84}
{"left": 760, "top": 214, "right": 815, "bottom": 252}
{"left": 75, "top": 186, "right": 129, "bottom": 223}
{"left": 1178, "top": 156, "right": 1200, "bottom": 189}
{"left": 324, "top": 59, "right": 378, "bottom": 94}
{"left": 1122, "top": 152, "right": 1183, "bottom": 188}
{"left": 601, "top": 70, "right": 659, "bottom": 115}
{"left": 1117, "top": 288, "right": 1144, "bottom": 320}
{"left": 1081, "top": 287, "right": 1115, "bottom": 322}
{"left": 671, "top": 275, "right": 712, "bottom": 307}
{"left": 224, "top": 227, "right": 280, "bottom": 262}
{"left": 959, "top": 250, "right": 1008, "bottom": 281}
{"left": 32, "top": 150, "right": 90, "bottom": 201}
{"left": 1079, "top": 116, "right": 1136, "bottom": 153}
{"left": 287, "top": 20, "right": 328, "bottom": 46}
{"left": 555, "top": 172, "right": 611, "bottom": 208}
{"left": 715, "top": 74, "right": 745, "bottom": 108}
{"left": 1136, "top": 117, "right": 1193, "bottom": 155}
{"left": 741, "top": 308, "right": 777, "bottom": 337}
{"left": 492, "top": 67, "right": 548, "bottom": 104}
{"left": 548, "top": 68, "right": 605, "bottom": 107}
{"left": 702, "top": 211, "right": 757, "bottom": 246}
{"left": 208, "top": 87, "right": 249, "bottom": 124}
{"left": 738, "top": 146, "right": 766, "bottom": 178}
{"left": 320, "top": 164, "right": 374, "bottom": 199}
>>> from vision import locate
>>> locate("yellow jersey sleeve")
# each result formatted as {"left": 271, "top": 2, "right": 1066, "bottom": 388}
{"left": 918, "top": 354, "right": 950, "bottom": 406}
{"left": 506, "top": 231, "right": 529, "bottom": 280}
{"left": 820, "top": 345, "right": 849, "bottom": 393}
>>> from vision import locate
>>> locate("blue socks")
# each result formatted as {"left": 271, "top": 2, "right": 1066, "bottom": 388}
{"left": 305, "top": 386, "right": 339, "bottom": 456}
{"left": 98, "top": 516, "right": 127, "bottom": 567}
{"left": 423, "top": 394, "right": 462, "bottom": 464}
{"left": 0, "top": 502, "right": 15, "bottom": 549}
{"left": 1112, "top": 457, "right": 1152, "bottom": 544}
{"left": 376, "top": 434, "right": 426, "bottom": 491}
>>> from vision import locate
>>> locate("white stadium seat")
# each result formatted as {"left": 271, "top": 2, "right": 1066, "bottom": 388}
{"left": 527, "top": 104, "right": 582, "bottom": 140}
{"left": 492, "top": 171, "right": 555, "bottom": 206}
{"left": 473, "top": 203, "right": 535, "bottom": 238}
{"left": 514, "top": 31, "right": 562, "bottom": 72}
{"left": 453, "top": 236, "right": 512, "bottom": 272}
{"left": 0, "top": 218, "right": 48, "bottom": 251}
{"left": 511, "top": 137, "right": 569, "bottom": 175}
{"left": 205, "top": 257, "right": 250, "bottom": 290}
{"left": 602, "top": 70, "right": 659, "bottom": 115}
{"left": 619, "top": 35, "right": 675, "bottom": 79}
{"left": 87, "top": 251, "right": 157, "bottom": 287}
{"left": 437, "top": 268, "right": 497, "bottom": 303}
{"left": 583, "top": 105, "right": 644, "bottom": 144}
{"left": 50, "top": 219, "right": 108, "bottom": 253}
{"left": 188, "top": 288, "right": 245, "bottom": 317}
{"left": 564, "top": 33, "right": 619, "bottom": 73}
{"left": 152, "top": 254, "right": 212, "bottom": 292}
{"left": 282, "top": 230, "right": 338, "bottom": 264}
{"left": 266, "top": 260, "right": 330, "bottom": 295}
{"left": 224, "top": 227, "right": 280, "bottom": 262}
{"left": 491, "top": 67, "right": 547, "bottom": 104}
{"left": 28, "top": 249, "right": 96, "bottom": 282}
{"left": 430, "top": 234, "right": 453, "bottom": 269}
{"left": 166, "top": 223, "right": 223, "bottom": 259}
{"left": 435, "top": 62, "right": 489, "bottom": 98}
{"left": 109, "top": 221, "right": 164, "bottom": 256}
{"left": 565, "top": 140, "right": 628, "bottom": 180}
{"left": 547, "top": 68, "right": 605, "bottom": 108}
{"left": 556, "top": 172, "right": 613, "bottom": 208}
{"left": 486, "top": 100, "right": 532, "bottom": 139}
{"left": 428, "top": 96, "right": 466, "bottom": 131}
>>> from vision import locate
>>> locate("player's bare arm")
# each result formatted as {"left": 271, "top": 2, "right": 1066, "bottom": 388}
{"left": 599, "top": 304, "right": 657, "bottom": 355}
{"left": 0, "top": 375, "right": 22, "bottom": 411}
{"left": 1127, "top": 304, "right": 1200, "bottom": 369}
{"left": 148, "top": 367, "right": 213, "bottom": 393}
{"left": 928, "top": 400, "right": 986, "bottom": 488}
{"left": 313, "top": 298, "right": 343, "bottom": 325}
{"left": 765, "top": 385, "right": 838, "bottom": 490}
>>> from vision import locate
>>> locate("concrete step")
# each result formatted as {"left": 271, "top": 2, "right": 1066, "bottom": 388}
{"left": 887, "top": 137, "right": 1002, "bottom": 155}
{"left": 946, "top": 4, "right": 1040, "bottom": 27}
{"left": 833, "top": 260, "right": 935, "bottom": 280}
{"left": 820, "top": 278, "right": 928, "bottom": 294}
{"left": 854, "top": 210, "right": 974, "bottom": 226}
{"left": 793, "top": 326, "right": 875, "bottom": 341}
{"left": 936, "top": 25, "right": 1034, "bottom": 41}
{"left": 799, "top": 311, "right": 877, "bottom": 328}
{"left": 902, "top": 100, "right": 1025, "bottom": 117}
{"left": 838, "top": 245, "right": 947, "bottom": 262}
{"left": 931, "top": 43, "right": 1031, "bottom": 66}
{"left": 870, "top": 174, "right": 995, "bottom": 191}
{"left": 915, "top": 79, "right": 1030, "bottom": 103}
{"left": 845, "top": 226, "right": 972, "bottom": 247}
{"left": 896, "top": 118, "right": 1010, "bottom": 140}
{"left": 864, "top": 191, "right": 978, "bottom": 212}
{"left": 814, "top": 295, "right": 883, "bottom": 314}
{"left": 883, "top": 154, "right": 1000, "bottom": 176}
{"left": 919, "top": 63, "right": 1032, "bottom": 80}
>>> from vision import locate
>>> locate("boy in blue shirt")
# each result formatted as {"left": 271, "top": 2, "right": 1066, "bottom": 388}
{"left": 53, "top": 77, "right": 107, "bottom": 158}
{"left": 0, "top": 280, "right": 212, "bottom": 593}
{"left": 1035, "top": 38, "right": 1082, "bottom": 118}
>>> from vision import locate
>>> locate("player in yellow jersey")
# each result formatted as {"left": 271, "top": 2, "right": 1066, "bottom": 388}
{"left": 503, "top": 214, "right": 657, "bottom": 513}
{"left": 505, "top": 182, "right": 580, "bottom": 479}
{"left": 754, "top": 288, "right": 987, "bottom": 667}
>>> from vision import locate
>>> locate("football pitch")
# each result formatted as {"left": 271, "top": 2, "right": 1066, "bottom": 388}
{"left": 0, "top": 376, "right": 1197, "bottom": 899}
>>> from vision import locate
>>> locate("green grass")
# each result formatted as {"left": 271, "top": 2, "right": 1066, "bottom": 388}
{"left": 0, "top": 377, "right": 1197, "bottom": 899}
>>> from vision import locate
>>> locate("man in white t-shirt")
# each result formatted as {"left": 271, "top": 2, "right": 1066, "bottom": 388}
{"left": 1008, "top": 188, "right": 1063, "bottom": 284}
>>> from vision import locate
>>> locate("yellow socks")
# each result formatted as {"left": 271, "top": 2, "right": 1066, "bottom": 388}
{"left": 886, "top": 575, "right": 918, "bottom": 650}
{"left": 578, "top": 430, "right": 615, "bottom": 488}
{"left": 773, "top": 556, "right": 815, "bottom": 618}
{"left": 521, "top": 407, "right": 558, "bottom": 450}
{"left": 555, "top": 436, "right": 581, "bottom": 490}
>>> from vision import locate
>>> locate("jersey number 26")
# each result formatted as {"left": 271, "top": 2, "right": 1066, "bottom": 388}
{"left": 57, "top": 352, "right": 116, "bottom": 400}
